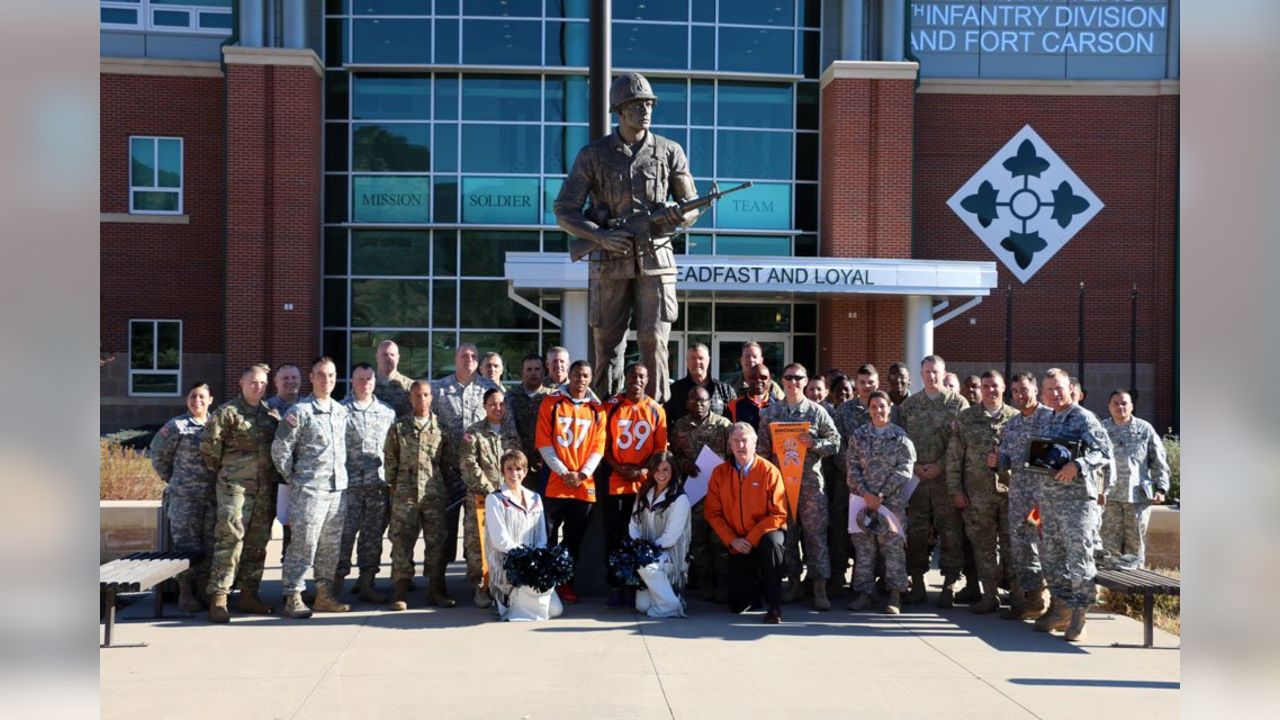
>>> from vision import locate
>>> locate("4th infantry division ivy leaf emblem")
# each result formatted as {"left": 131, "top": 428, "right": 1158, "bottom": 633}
{"left": 947, "top": 126, "right": 1104, "bottom": 283}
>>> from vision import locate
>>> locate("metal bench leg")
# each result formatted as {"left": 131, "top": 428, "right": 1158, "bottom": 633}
{"left": 1143, "top": 590, "right": 1154, "bottom": 648}
{"left": 100, "top": 589, "right": 148, "bottom": 650}
{"left": 102, "top": 590, "right": 114, "bottom": 647}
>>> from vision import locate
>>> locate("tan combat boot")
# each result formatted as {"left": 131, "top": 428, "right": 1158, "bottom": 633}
{"left": 904, "top": 574, "right": 927, "bottom": 605}
{"left": 195, "top": 573, "right": 211, "bottom": 608}
{"left": 358, "top": 569, "right": 388, "bottom": 604}
{"left": 474, "top": 586, "right": 494, "bottom": 609}
{"left": 936, "top": 573, "right": 959, "bottom": 609}
{"left": 177, "top": 576, "right": 203, "bottom": 613}
{"left": 1001, "top": 584, "right": 1028, "bottom": 620}
{"left": 781, "top": 574, "right": 803, "bottom": 604}
{"left": 847, "top": 592, "right": 871, "bottom": 611}
{"left": 283, "top": 592, "right": 313, "bottom": 619}
{"left": 1033, "top": 597, "right": 1071, "bottom": 632}
{"left": 885, "top": 591, "right": 902, "bottom": 615}
{"left": 237, "top": 584, "right": 274, "bottom": 615}
{"left": 955, "top": 576, "right": 982, "bottom": 603}
{"left": 1063, "top": 608, "right": 1088, "bottom": 641}
{"left": 429, "top": 569, "right": 456, "bottom": 608}
{"left": 1023, "top": 582, "right": 1049, "bottom": 619}
{"left": 312, "top": 581, "right": 351, "bottom": 613}
{"left": 970, "top": 580, "right": 1000, "bottom": 614}
{"left": 207, "top": 592, "right": 230, "bottom": 623}
{"left": 389, "top": 579, "right": 410, "bottom": 611}
{"left": 812, "top": 578, "right": 831, "bottom": 611}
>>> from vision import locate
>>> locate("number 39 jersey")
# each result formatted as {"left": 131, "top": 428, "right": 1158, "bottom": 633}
{"left": 536, "top": 393, "right": 608, "bottom": 502}
{"left": 605, "top": 395, "right": 669, "bottom": 496}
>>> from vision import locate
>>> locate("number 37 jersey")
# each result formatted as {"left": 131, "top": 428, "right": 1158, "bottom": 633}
{"left": 605, "top": 395, "right": 668, "bottom": 496}
{"left": 536, "top": 393, "right": 608, "bottom": 502}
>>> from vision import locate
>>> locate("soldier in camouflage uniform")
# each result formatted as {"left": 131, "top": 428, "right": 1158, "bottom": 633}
{"left": 374, "top": 339, "right": 414, "bottom": 418}
{"left": 830, "top": 364, "right": 899, "bottom": 594}
{"left": 505, "top": 353, "right": 552, "bottom": 482}
{"left": 384, "top": 380, "right": 452, "bottom": 610}
{"left": 265, "top": 365, "right": 300, "bottom": 414}
{"left": 266, "top": 364, "right": 301, "bottom": 562}
{"left": 846, "top": 391, "right": 916, "bottom": 614}
{"left": 1033, "top": 369, "right": 1114, "bottom": 641}
{"left": 337, "top": 363, "right": 397, "bottom": 603}
{"left": 459, "top": 387, "right": 521, "bottom": 608}
{"left": 543, "top": 346, "right": 571, "bottom": 390}
{"left": 898, "top": 355, "right": 970, "bottom": 607}
{"left": 150, "top": 381, "right": 217, "bottom": 612}
{"left": 554, "top": 72, "right": 701, "bottom": 404}
{"left": 1101, "top": 390, "right": 1170, "bottom": 567}
{"left": 946, "top": 370, "right": 1019, "bottom": 614}
{"left": 200, "top": 364, "right": 281, "bottom": 623}
{"left": 670, "top": 386, "right": 732, "bottom": 601}
{"left": 996, "top": 371, "right": 1053, "bottom": 619}
{"left": 433, "top": 343, "right": 503, "bottom": 567}
{"left": 756, "top": 363, "right": 840, "bottom": 611}
{"left": 272, "top": 357, "right": 352, "bottom": 619}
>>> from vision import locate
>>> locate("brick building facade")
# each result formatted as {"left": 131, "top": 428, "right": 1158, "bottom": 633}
{"left": 99, "top": 3, "right": 1179, "bottom": 434}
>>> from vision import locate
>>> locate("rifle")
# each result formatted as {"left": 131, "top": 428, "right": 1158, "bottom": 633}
{"left": 569, "top": 181, "right": 754, "bottom": 261}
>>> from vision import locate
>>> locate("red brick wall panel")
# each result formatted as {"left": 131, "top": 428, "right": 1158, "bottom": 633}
{"left": 913, "top": 93, "right": 1179, "bottom": 431}
{"left": 224, "top": 62, "right": 323, "bottom": 394}
{"left": 100, "top": 73, "right": 225, "bottom": 358}
{"left": 819, "top": 76, "right": 917, "bottom": 372}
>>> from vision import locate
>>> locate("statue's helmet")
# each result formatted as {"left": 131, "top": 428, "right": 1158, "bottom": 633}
{"left": 609, "top": 72, "right": 658, "bottom": 112}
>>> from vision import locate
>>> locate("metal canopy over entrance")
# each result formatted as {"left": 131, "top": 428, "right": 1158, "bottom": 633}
{"left": 504, "top": 252, "right": 1000, "bottom": 390}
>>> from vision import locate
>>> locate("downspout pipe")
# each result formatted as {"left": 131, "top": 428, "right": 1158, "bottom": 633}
{"left": 219, "top": 0, "right": 239, "bottom": 393}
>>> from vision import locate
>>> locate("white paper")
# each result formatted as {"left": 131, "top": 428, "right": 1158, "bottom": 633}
{"left": 904, "top": 476, "right": 920, "bottom": 502}
{"left": 848, "top": 494, "right": 905, "bottom": 535}
{"left": 684, "top": 445, "right": 724, "bottom": 505}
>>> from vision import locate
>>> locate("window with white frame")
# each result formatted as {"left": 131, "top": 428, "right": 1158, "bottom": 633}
{"left": 129, "top": 320, "right": 182, "bottom": 396}
{"left": 130, "top": 136, "right": 183, "bottom": 214}
{"left": 101, "top": 1, "right": 233, "bottom": 34}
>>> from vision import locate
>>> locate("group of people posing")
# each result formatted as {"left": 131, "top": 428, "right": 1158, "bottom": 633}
{"left": 148, "top": 339, "right": 1169, "bottom": 638}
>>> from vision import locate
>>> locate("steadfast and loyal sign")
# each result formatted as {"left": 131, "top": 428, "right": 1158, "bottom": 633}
{"left": 678, "top": 264, "right": 876, "bottom": 287}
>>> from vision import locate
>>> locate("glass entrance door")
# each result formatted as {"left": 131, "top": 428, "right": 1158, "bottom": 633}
{"left": 714, "top": 333, "right": 790, "bottom": 387}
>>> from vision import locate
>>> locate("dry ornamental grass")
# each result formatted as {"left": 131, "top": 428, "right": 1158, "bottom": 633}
{"left": 100, "top": 439, "right": 165, "bottom": 501}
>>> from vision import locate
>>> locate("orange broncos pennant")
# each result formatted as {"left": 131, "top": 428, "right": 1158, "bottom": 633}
{"left": 770, "top": 422, "right": 809, "bottom": 516}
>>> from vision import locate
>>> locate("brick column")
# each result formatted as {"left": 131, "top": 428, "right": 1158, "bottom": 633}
{"left": 817, "top": 61, "right": 918, "bottom": 375}
{"left": 222, "top": 47, "right": 323, "bottom": 393}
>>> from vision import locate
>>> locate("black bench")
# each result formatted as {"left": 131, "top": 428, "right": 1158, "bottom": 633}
{"left": 1094, "top": 567, "right": 1180, "bottom": 648}
{"left": 99, "top": 551, "right": 193, "bottom": 648}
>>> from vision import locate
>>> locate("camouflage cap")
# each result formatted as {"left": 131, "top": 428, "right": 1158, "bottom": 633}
{"left": 609, "top": 72, "right": 658, "bottom": 112}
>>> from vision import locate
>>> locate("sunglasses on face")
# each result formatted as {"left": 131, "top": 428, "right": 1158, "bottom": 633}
{"left": 782, "top": 374, "right": 806, "bottom": 382}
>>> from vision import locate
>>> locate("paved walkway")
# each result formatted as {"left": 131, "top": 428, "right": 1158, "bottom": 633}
{"left": 101, "top": 539, "right": 1180, "bottom": 720}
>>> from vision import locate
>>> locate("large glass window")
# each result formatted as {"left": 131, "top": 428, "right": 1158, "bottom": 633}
{"left": 129, "top": 320, "right": 182, "bottom": 396}
{"left": 101, "top": 1, "right": 232, "bottom": 34}
{"left": 129, "top": 136, "right": 182, "bottom": 214}
{"left": 323, "top": 4, "right": 824, "bottom": 378}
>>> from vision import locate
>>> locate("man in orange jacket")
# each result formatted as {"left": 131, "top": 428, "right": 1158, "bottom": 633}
{"left": 536, "top": 360, "right": 607, "bottom": 604}
{"left": 705, "top": 422, "right": 789, "bottom": 623}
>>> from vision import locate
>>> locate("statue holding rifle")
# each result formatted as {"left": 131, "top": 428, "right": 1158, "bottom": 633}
{"left": 555, "top": 71, "right": 750, "bottom": 404}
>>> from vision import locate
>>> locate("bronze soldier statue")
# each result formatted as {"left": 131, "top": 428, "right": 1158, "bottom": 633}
{"left": 554, "top": 72, "right": 701, "bottom": 405}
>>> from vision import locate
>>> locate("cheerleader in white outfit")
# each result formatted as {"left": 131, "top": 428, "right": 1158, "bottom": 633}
{"left": 628, "top": 451, "right": 692, "bottom": 618}
{"left": 485, "top": 450, "right": 564, "bottom": 621}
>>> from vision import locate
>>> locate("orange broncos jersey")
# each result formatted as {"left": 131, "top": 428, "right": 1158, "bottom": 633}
{"left": 604, "top": 395, "right": 668, "bottom": 495}
{"left": 536, "top": 393, "right": 607, "bottom": 502}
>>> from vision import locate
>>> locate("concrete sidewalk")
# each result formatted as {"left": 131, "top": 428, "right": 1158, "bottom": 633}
{"left": 101, "top": 541, "right": 1179, "bottom": 720}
